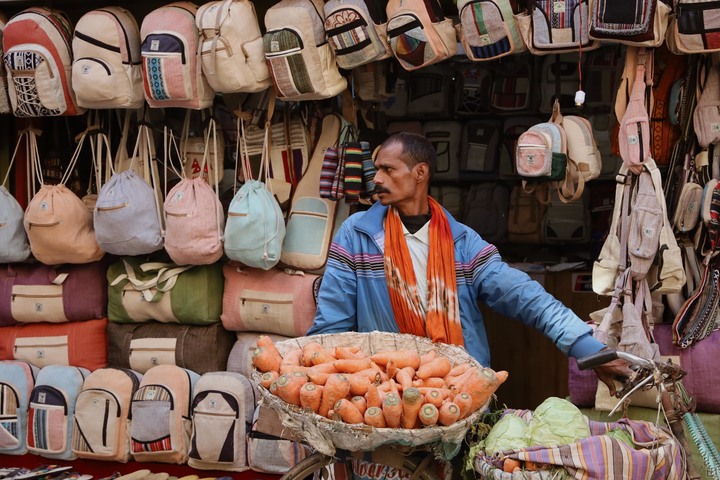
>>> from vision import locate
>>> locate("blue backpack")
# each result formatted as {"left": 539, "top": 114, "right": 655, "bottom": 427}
{"left": 0, "top": 361, "right": 38, "bottom": 455}
{"left": 26, "top": 365, "right": 89, "bottom": 460}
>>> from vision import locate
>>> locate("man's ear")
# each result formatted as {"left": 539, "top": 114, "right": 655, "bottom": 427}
{"left": 415, "top": 162, "right": 430, "bottom": 182}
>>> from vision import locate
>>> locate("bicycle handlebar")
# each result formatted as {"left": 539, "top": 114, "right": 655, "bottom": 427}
{"left": 577, "top": 348, "right": 656, "bottom": 371}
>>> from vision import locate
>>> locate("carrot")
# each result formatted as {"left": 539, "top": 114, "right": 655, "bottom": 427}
{"left": 495, "top": 370, "right": 509, "bottom": 384}
{"left": 279, "top": 364, "right": 309, "bottom": 375}
{"left": 386, "top": 359, "right": 398, "bottom": 380}
{"left": 453, "top": 392, "right": 473, "bottom": 420}
{"left": 365, "top": 383, "right": 386, "bottom": 409}
{"left": 308, "top": 362, "right": 337, "bottom": 374}
{"left": 460, "top": 368, "right": 508, "bottom": 412}
{"left": 353, "top": 368, "right": 383, "bottom": 384}
{"left": 333, "top": 358, "right": 372, "bottom": 373}
{"left": 334, "top": 399, "right": 364, "bottom": 424}
{"left": 525, "top": 461, "right": 540, "bottom": 471}
{"left": 335, "top": 346, "right": 365, "bottom": 359}
{"left": 503, "top": 459, "right": 521, "bottom": 473}
{"left": 251, "top": 347, "right": 282, "bottom": 373}
{"left": 301, "top": 342, "right": 325, "bottom": 366}
{"left": 412, "top": 377, "right": 446, "bottom": 389}
{"left": 371, "top": 350, "right": 421, "bottom": 370}
{"left": 416, "top": 356, "right": 452, "bottom": 380}
{"left": 257, "top": 335, "right": 281, "bottom": 356}
{"left": 281, "top": 348, "right": 303, "bottom": 367}
{"left": 319, "top": 373, "right": 351, "bottom": 418}
{"left": 401, "top": 387, "right": 423, "bottom": 429}
{"left": 395, "top": 367, "right": 415, "bottom": 391}
{"left": 327, "top": 409, "right": 341, "bottom": 422}
{"left": 420, "top": 350, "right": 438, "bottom": 365}
{"left": 438, "top": 402, "right": 460, "bottom": 426}
{"left": 364, "top": 406, "right": 386, "bottom": 428}
{"left": 417, "top": 387, "right": 452, "bottom": 398}
{"left": 419, "top": 404, "right": 439, "bottom": 426}
{"left": 388, "top": 379, "right": 400, "bottom": 397}
{"left": 350, "top": 396, "right": 367, "bottom": 416}
{"left": 447, "top": 363, "right": 471, "bottom": 378}
{"left": 369, "top": 362, "right": 390, "bottom": 382}
{"left": 348, "top": 373, "right": 372, "bottom": 396}
{"left": 311, "top": 350, "right": 337, "bottom": 365}
{"left": 275, "top": 371, "right": 308, "bottom": 406}
{"left": 424, "top": 389, "right": 444, "bottom": 408}
{"left": 382, "top": 393, "right": 402, "bottom": 428}
{"left": 300, "top": 383, "right": 323, "bottom": 413}
{"left": 260, "top": 371, "right": 279, "bottom": 389}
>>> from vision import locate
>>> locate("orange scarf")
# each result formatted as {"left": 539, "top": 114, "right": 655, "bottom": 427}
{"left": 384, "top": 197, "right": 464, "bottom": 347}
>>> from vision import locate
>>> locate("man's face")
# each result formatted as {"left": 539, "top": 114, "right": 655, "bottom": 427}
{"left": 373, "top": 142, "right": 422, "bottom": 207}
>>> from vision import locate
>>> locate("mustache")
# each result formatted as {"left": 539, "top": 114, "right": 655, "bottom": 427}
{"left": 374, "top": 186, "right": 390, "bottom": 194}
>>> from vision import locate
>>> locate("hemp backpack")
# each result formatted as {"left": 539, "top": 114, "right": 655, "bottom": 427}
{"left": 2, "top": 7, "right": 84, "bottom": 117}
{"left": 456, "top": 0, "right": 525, "bottom": 62}
{"left": 694, "top": 56, "right": 720, "bottom": 149}
{"left": 196, "top": 0, "right": 271, "bottom": 94}
{"left": 72, "top": 368, "right": 141, "bottom": 463}
{"left": 0, "top": 361, "right": 39, "bottom": 455}
{"left": 140, "top": 2, "right": 214, "bottom": 109}
{"left": 71, "top": 7, "right": 144, "bottom": 109}
{"left": 0, "top": 130, "right": 31, "bottom": 263}
{"left": 263, "top": 0, "right": 347, "bottom": 101}
{"left": 323, "top": 0, "right": 391, "bottom": 69}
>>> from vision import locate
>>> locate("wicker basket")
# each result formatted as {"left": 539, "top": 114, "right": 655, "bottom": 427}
{"left": 250, "top": 331, "right": 490, "bottom": 459}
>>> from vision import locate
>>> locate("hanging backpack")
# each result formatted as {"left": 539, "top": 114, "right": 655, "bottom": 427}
{"left": 71, "top": 7, "right": 144, "bottom": 109}
{"left": 196, "top": 0, "right": 271, "bottom": 94}
{"left": 188, "top": 372, "right": 255, "bottom": 471}
{"left": 542, "top": 188, "right": 590, "bottom": 243}
{"left": 164, "top": 122, "right": 225, "bottom": 266}
{"left": 455, "top": 63, "right": 494, "bottom": 116}
{"left": 424, "top": 121, "right": 462, "bottom": 181}
{"left": 463, "top": 183, "right": 510, "bottom": 244}
{"left": 0, "top": 129, "right": 31, "bottom": 264}
{"left": 26, "top": 365, "right": 89, "bottom": 460}
{"left": 2, "top": 7, "right": 84, "bottom": 117}
{"left": 507, "top": 184, "right": 547, "bottom": 243}
{"left": 385, "top": 0, "right": 457, "bottom": 71}
{"left": 517, "top": 0, "right": 599, "bottom": 54}
{"left": 140, "top": 2, "right": 214, "bottom": 109}
{"left": 515, "top": 121, "right": 567, "bottom": 182}
{"left": 668, "top": 0, "right": 720, "bottom": 54}
{"left": 460, "top": 119, "right": 502, "bottom": 178}
{"left": 0, "top": 14, "right": 12, "bottom": 114}
{"left": 538, "top": 53, "right": 583, "bottom": 113}
{"left": 584, "top": 45, "right": 624, "bottom": 108}
{"left": 0, "top": 360, "right": 38, "bottom": 456}
{"left": 263, "top": 0, "right": 347, "bottom": 101}
{"left": 323, "top": 0, "right": 391, "bottom": 69}
{"left": 129, "top": 364, "right": 199, "bottom": 464}
{"left": 94, "top": 122, "right": 164, "bottom": 256}
{"left": 694, "top": 55, "right": 720, "bottom": 149}
{"left": 23, "top": 128, "right": 105, "bottom": 265}
{"left": 589, "top": 0, "right": 671, "bottom": 47}
{"left": 72, "top": 368, "right": 141, "bottom": 463}
{"left": 489, "top": 54, "right": 535, "bottom": 112}
{"left": 456, "top": 0, "right": 525, "bottom": 62}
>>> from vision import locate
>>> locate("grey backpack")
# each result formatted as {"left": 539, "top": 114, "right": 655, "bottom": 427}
{"left": 463, "top": 183, "right": 510, "bottom": 244}
{"left": 0, "top": 130, "right": 31, "bottom": 263}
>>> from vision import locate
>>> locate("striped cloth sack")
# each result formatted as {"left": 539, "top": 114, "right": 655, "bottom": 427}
{"left": 342, "top": 142, "right": 363, "bottom": 204}
{"left": 360, "top": 141, "right": 376, "bottom": 199}
{"left": 475, "top": 411, "right": 684, "bottom": 480}
{"left": 319, "top": 146, "right": 339, "bottom": 198}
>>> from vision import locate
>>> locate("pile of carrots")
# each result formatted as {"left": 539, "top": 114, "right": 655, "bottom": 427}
{"left": 252, "top": 335, "right": 508, "bottom": 429}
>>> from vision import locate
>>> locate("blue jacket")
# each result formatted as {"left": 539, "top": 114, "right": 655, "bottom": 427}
{"left": 308, "top": 202, "right": 605, "bottom": 367}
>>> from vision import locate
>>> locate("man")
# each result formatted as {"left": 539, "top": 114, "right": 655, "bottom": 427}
{"left": 309, "top": 131, "right": 629, "bottom": 393}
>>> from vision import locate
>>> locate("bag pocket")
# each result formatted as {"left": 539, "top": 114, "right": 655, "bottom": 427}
{"left": 629, "top": 198, "right": 663, "bottom": 276}
{"left": 27, "top": 385, "right": 68, "bottom": 454}
{"left": 130, "top": 385, "right": 174, "bottom": 454}
{"left": 237, "top": 290, "right": 294, "bottom": 336}
{"left": 4, "top": 47, "right": 67, "bottom": 116}
{"left": 264, "top": 28, "right": 314, "bottom": 98}
{"left": 73, "top": 388, "right": 122, "bottom": 456}
{"left": 387, "top": 14, "right": 440, "bottom": 69}
{"left": 129, "top": 338, "right": 178, "bottom": 373}
{"left": 11, "top": 285, "right": 68, "bottom": 324}
{"left": 516, "top": 133, "right": 552, "bottom": 177}
{"left": 282, "top": 198, "right": 330, "bottom": 256}
{"left": 0, "top": 383, "right": 21, "bottom": 449}
{"left": 72, "top": 57, "right": 121, "bottom": 105}
{"left": 620, "top": 116, "right": 650, "bottom": 166}
{"left": 14, "top": 336, "right": 69, "bottom": 367}
{"left": 325, "top": 7, "right": 380, "bottom": 68}
{"left": 190, "top": 390, "right": 240, "bottom": 463}
{"left": 119, "top": 285, "right": 175, "bottom": 324}
{"left": 141, "top": 33, "right": 192, "bottom": 101}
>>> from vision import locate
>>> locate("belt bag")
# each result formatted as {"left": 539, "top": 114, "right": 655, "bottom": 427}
{"left": 107, "top": 257, "right": 223, "bottom": 325}
{"left": 107, "top": 321, "right": 235, "bottom": 374}
{"left": 0, "top": 262, "right": 108, "bottom": 327}
{"left": 221, "top": 264, "right": 321, "bottom": 337}
{"left": 0, "top": 318, "right": 108, "bottom": 371}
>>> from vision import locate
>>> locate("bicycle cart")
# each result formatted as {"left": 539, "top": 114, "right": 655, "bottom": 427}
{"left": 250, "top": 331, "right": 493, "bottom": 480}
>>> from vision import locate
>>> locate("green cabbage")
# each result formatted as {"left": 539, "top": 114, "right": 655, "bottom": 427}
{"left": 483, "top": 414, "right": 529, "bottom": 455}
{"left": 606, "top": 428, "right": 635, "bottom": 448}
{"left": 528, "top": 397, "right": 591, "bottom": 447}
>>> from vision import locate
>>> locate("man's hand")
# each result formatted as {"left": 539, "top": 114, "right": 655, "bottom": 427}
{"left": 593, "top": 358, "right": 634, "bottom": 397}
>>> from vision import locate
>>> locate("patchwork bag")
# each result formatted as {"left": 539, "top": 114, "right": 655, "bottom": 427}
{"left": 463, "top": 183, "right": 510, "bottom": 244}
{"left": 221, "top": 263, "right": 321, "bottom": 338}
{"left": 0, "top": 360, "right": 38, "bottom": 455}
{"left": 385, "top": 0, "right": 457, "bottom": 71}
{"left": 72, "top": 368, "right": 141, "bottom": 462}
{"left": 0, "top": 318, "right": 108, "bottom": 371}
{"left": 196, "top": 0, "right": 271, "bottom": 94}
{"left": 515, "top": 122, "right": 567, "bottom": 181}
{"left": 107, "top": 257, "right": 223, "bottom": 325}
{"left": 589, "top": 0, "right": 671, "bottom": 47}
{"left": 323, "top": 0, "right": 391, "bottom": 69}
{"left": 26, "top": 365, "right": 89, "bottom": 460}
{"left": 456, "top": 0, "right": 525, "bottom": 62}
{"left": 0, "top": 129, "right": 31, "bottom": 264}
{"left": 140, "top": 2, "right": 215, "bottom": 109}
{"left": 693, "top": 56, "right": 720, "bottom": 149}
{"left": 263, "top": 0, "right": 347, "bottom": 101}
{"left": 71, "top": 7, "right": 144, "bottom": 109}
{"left": 23, "top": 128, "right": 104, "bottom": 265}
{"left": 489, "top": 54, "right": 534, "bottom": 112}
{"left": 455, "top": 63, "right": 494, "bottom": 116}
{"left": 538, "top": 53, "right": 583, "bottom": 113}
{"left": 583, "top": 46, "right": 624, "bottom": 109}
{"left": 542, "top": 189, "right": 590, "bottom": 243}
{"left": 246, "top": 405, "right": 309, "bottom": 474}
{"left": 498, "top": 115, "right": 544, "bottom": 178}
{"left": 0, "top": 261, "right": 108, "bottom": 326}
{"left": 406, "top": 66, "right": 455, "bottom": 118}
{"left": 460, "top": 119, "right": 502, "bottom": 178}
{"left": 517, "top": 0, "right": 599, "bottom": 54}
{"left": 424, "top": 121, "right": 462, "bottom": 181}
{"left": 188, "top": 372, "right": 256, "bottom": 471}
{"left": 2, "top": 7, "right": 84, "bottom": 117}
{"left": 668, "top": 0, "right": 720, "bottom": 54}
{"left": 129, "top": 364, "right": 199, "bottom": 464}
{"left": 107, "top": 322, "right": 234, "bottom": 375}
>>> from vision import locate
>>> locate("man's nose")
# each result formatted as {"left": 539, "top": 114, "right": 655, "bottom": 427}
{"left": 373, "top": 171, "right": 383, "bottom": 184}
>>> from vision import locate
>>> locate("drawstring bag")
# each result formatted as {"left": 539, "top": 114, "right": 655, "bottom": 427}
{"left": 0, "top": 128, "right": 32, "bottom": 263}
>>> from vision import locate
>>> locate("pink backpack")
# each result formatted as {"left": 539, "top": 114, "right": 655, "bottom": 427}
{"left": 140, "top": 2, "right": 214, "bottom": 109}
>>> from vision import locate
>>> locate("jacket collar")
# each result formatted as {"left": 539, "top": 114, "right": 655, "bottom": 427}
{"left": 355, "top": 201, "right": 467, "bottom": 242}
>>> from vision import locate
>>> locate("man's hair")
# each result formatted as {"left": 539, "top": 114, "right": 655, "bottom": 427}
{"left": 380, "top": 132, "right": 436, "bottom": 182}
